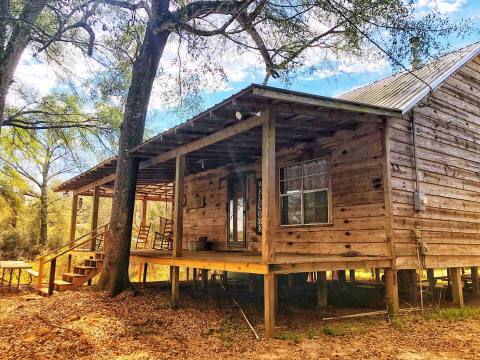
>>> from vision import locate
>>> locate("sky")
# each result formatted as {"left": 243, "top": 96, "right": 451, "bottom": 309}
{"left": 10, "top": 0, "right": 480, "bottom": 147}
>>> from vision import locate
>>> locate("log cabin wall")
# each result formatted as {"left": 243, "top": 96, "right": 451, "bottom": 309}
{"left": 389, "top": 55, "right": 480, "bottom": 269}
{"left": 182, "top": 121, "right": 390, "bottom": 257}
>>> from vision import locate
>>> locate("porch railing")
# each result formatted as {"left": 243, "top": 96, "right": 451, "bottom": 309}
{"left": 36, "top": 223, "right": 110, "bottom": 295}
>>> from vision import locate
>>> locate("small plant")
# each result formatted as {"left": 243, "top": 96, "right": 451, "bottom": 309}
{"left": 276, "top": 332, "right": 302, "bottom": 344}
{"left": 389, "top": 316, "right": 405, "bottom": 331}
{"left": 321, "top": 325, "right": 347, "bottom": 336}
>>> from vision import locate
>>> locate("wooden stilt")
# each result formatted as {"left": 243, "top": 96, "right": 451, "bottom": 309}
{"left": 223, "top": 271, "right": 228, "bottom": 287}
{"left": 201, "top": 269, "right": 208, "bottom": 288}
{"left": 407, "top": 269, "right": 418, "bottom": 305}
{"left": 192, "top": 268, "right": 197, "bottom": 291}
{"left": 171, "top": 266, "right": 180, "bottom": 306}
{"left": 186, "top": 267, "right": 190, "bottom": 281}
{"left": 264, "top": 273, "right": 276, "bottom": 338}
{"left": 338, "top": 270, "right": 346, "bottom": 285}
{"left": 427, "top": 269, "right": 436, "bottom": 293}
{"left": 349, "top": 270, "right": 356, "bottom": 285}
{"left": 287, "top": 274, "right": 293, "bottom": 288}
{"left": 375, "top": 268, "right": 381, "bottom": 283}
{"left": 471, "top": 267, "right": 479, "bottom": 297}
{"left": 316, "top": 271, "right": 328, "bottom": 307}
{"left": 137, "top": 262, "right": 143, "bottom": 283}
{"left": 385, "top": 268, "right": 399, "bottom": 315}
{"left": 142, "top": 263, "right": 148, "bottom": 286}
{"left": 450, "top": 267, "right": 464, "bottom": 307}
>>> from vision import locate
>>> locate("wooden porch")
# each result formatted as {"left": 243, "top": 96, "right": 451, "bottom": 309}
{"left": 130, "top": 249, "right": 392, "bottom": 275}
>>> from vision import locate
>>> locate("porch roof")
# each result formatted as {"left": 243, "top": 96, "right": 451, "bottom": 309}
{"left": 55, "top": 84, "right": 400, "bottom": 195}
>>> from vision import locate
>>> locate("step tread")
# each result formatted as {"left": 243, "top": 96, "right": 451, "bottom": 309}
{"left": 74, "top": 265, "right": 96, "bottom": 269}
{"left": 62, "top": 272, "right": 85, "bottom": 277}
{"left": 54, "top": 280, "right": 72, "bottom": 286}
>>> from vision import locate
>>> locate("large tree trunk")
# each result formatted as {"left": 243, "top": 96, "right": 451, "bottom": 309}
{"left": 0, "top": 0, "right": 48, "bottom": 126}
{"left": 39, "top": 184, "right": 48, "bottom": 246}
{"left": 96, "top": 0, "right": 171, "bottom": 295}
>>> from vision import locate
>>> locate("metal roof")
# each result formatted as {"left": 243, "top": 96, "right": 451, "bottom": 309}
{"left": 337, "top": 42, "right": 480, "bottom": 114}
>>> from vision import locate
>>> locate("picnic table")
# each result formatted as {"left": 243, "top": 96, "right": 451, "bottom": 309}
{"left": 0, "top": 261, "right": 32, "bottom": 292}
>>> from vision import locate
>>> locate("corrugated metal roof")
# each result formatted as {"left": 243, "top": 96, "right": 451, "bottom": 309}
{"left": 337, "top": 42, "right": 480, "bottom": 114}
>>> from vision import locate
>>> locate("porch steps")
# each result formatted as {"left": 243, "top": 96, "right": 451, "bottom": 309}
{"left": 38, "top": 252, "right": 105, "bottom": 297}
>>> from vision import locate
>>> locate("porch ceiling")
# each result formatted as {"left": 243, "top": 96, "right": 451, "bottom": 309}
{"left": 55, "top": 84, "right": 399, "bottom": 195}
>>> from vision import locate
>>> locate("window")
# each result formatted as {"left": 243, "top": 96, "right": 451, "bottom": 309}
{"left": 280, "top": 157, "right": 330, "bottom": 225}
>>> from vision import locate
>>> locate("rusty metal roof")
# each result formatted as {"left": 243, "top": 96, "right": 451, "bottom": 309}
{"left": 337, "top": 42, "right": 480, "bottom": 114}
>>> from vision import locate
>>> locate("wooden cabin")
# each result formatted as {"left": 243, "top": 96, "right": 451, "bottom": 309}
{"left": 53, "top": 42, "right": 480, "bottom": 337}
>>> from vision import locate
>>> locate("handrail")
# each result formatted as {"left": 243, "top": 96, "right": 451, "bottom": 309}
{"left": 39, "top": 223, "right": 110, "bottom": 260}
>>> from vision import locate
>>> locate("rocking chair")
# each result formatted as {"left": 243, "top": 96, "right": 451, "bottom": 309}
{"left": 152, "top": 217, "right": 173, "bottom": 250}
{"left": 134, "top": 224, "right": 151, "bottom": 249}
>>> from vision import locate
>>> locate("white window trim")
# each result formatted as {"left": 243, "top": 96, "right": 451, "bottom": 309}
{"left": 279, "top": 157, "right": 331, "bottom": 226}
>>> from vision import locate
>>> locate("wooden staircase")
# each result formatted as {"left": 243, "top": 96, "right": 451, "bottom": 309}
{"left": 38, "top": 252, "right": 105, "bottom": 297}
{"left": 34, "top": 223, "right": 110, "bottom": 297}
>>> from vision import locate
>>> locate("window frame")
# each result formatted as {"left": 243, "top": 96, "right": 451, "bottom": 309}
{"left": 279, "top": 156, "right": 332, "bottom": 227}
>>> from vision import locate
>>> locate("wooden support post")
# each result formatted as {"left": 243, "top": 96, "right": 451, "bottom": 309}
{"left": 192, "top": 268, "right": 197, "bottom": 291}
{"left": 264, "top": 273, "right": 276, "bottom": 338}
{"left": 69, "top": 194, "right": 79, "bottom": 245}
{"left": 349, "top": 270, "right": 356, "bottom": 285}
{"left": 287, "top": 274, "right": 293, "bottom": 288}
{"left": 137, "top": 262, "right": 143, "bottom": 283}
{"left": 37, "top": 258, "right": 44, "bottom": 289}
{"left": 90, "top": 186, "right": 100, "bottom": 251}
{"left": 338, "top": 270, "right": 346, "bottom": 285}
{"left": 471, "top": 267, "right": 479, "bottom": 297}
{"left": 375, "top": 268, "right": 381, "bottom": 283}
{"left": 67, "top": 254, "right": 72, "bottom": 273}
{"left": 48, "top": 258, "right": 57, "bottom": 296}
{"left": 171, "top": 266, "right": 180, "bottom": 306}
{"left": 201, "top": 269, "right": 208, "bottom": 289}
{"left": 171, "top": 155, "right": 185, "bottom": 305}
{"left": 316, "top": 271, "right": 328, "bottom": 307}
{"left": 450, "top": 267, "right": 464, "bottom": 307}
{"left": 407, "top": 269, "right": 418, "bottom": 305}
{"left": 385, "top": 268, "right": 399, "bottom": 315}
{"left": 261, "top": 109, "right": 275, "bottom": 263}
{"left": 143, "top": 263, "right": 148, "bottom": 285}
{"left": 427, "top": 269, "right": 436, "bottom": 293}
{"left": 141, "top": 198, "right": 148, "bottom": 226}
{"left": 223, "top": 271, "right": 228, "bottom": 287}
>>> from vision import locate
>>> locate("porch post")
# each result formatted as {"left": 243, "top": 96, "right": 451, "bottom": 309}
{"left": 264, "top": 273, "right": 276, "bottom": 338}
{"left": 261, "top": 109, "right": 275, "bottom": 263}
{"left": 472, "top": 266, "right": 479, "bottom": 297}
{"left": 450, "top": 267, "right": 464, "bottom": 307}
{"left": 171, "top": 154, "right": 185, "bottom": 306}
{"left": 90, "top": 185, "right": 100, "bottom": 251}
{"left": 385, "top": 268, "right": 399, "bottom": 315}
{"left": 141, "top": 197, "right": 148, "bottom": 226}
{"left": 69, "top": 194, "right": 78, "bottom": 244}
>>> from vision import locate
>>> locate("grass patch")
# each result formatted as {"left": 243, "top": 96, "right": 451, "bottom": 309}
{"left": 389, "top": 316, "right": 405, "bottom": 331}
{"left": 276, "top": 331, "right": 302, "bottom": 344}
{"left": 427, "top": 307, "right": 480, "bottom": 321}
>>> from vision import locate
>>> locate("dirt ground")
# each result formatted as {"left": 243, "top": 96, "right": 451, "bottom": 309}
{"left": 1, "top": 283, "right": 480, "bottom": 360}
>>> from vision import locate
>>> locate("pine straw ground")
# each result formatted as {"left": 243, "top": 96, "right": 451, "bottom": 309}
{"left": 2, "top": 285, "right": 480, "bottom": 360}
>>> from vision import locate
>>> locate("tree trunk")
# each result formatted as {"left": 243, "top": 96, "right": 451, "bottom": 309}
{"left": 0, "top": 0, "right": 48, "bottom": 126}
{"left": 39, "top": 184, "right": 48, "bottom": 246}
{"left": 96, "top": 0, "right": 171, "bottom": 295}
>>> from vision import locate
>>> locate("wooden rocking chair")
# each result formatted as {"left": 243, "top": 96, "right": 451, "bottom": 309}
{"left": 152, "top": 217, "right": 173, "bottom": 250}
{"left": 134, "top": 224, "right": 151, "bottom": 249}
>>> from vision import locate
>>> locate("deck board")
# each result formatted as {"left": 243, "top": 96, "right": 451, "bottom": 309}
{"left": 130, "top": 249, "right": 391, "bottom": 274}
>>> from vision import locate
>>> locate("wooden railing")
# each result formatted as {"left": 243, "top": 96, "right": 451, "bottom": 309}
{"left": 36, "top": 223, "right": 110, "bottom": 295}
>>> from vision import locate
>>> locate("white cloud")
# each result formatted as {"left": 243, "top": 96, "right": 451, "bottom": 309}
{"left": 416, "top": 0, "right": 467, "bottom": 14}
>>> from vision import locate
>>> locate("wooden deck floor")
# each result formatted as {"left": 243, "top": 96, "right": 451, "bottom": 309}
{"left": 130, "top": 249, "right": 392, "bottom": 274}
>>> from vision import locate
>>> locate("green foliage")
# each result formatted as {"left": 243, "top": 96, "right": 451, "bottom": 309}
{"left": 427, "top": 307, "right": 480, "bottom": 321}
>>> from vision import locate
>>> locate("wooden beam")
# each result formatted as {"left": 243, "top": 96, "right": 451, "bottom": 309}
{"left": 141, "top": 114, "right": 266, "bottom": 169}
{"left": 90, "top": 186, "right": 100, "bottom": 251}
{"left": 316, "top": 271, "right": 328, "bottom": 307}
{"left": 73, "top": 173, "right": 116, "bottom": 195}
{"left": 262, "top": 109, "right": 275, "bottom": 263}
{"left": 385, "top": 268, "right": 399, "bottom": 315}
{"left": 450, "top": 267, "right": 464, "bottom": 307}
{"left": 69, "top": 194, "right": 78, "bottom": 243}
{"left": 264, "top": 273, "right": 276, "bottom": 338}
{"left": 173, "top": 155, "right": 185, "bottom": 258}
{"left": 141, "top": 198, "right": 148, "bottom": 226}
{"left": 472, "top": 267, "right": 479, "bottom": 297}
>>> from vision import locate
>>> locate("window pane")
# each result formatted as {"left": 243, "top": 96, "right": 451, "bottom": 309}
{"left": 281, "top": 195, "right": 301, "bottom": 225}
{"left": 280, "top": 164, "right": 302, "bottom": 180}
{"left": 304, "top": 191, "right": 329, "bottom": 224}
{"left": 304, "top": 174, "right": 328, "bottom": 191}
{"left": 280, "top": 178, "right": 302, "bottom": 194}
{"left": 303, "top": 158, "right": 328, "bottom": 175}
{"left": 236, "top": 197, "right": 244, "bottom": 243}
